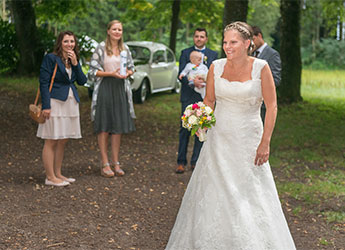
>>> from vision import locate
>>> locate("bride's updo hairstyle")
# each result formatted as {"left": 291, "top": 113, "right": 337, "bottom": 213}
{"left": 224, "top": 21, "right": 255, "bottom": 55}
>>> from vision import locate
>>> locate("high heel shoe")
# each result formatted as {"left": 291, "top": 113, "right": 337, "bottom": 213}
{"left": 100, "top": 163, "right": 115, "bottom": 178}
{"left": 112, "top": 161, "right": 125, "bottom": 177}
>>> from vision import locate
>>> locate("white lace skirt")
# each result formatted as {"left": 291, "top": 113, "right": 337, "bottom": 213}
{"left": 37, "top": 88, "right": 81, "bottom": 140}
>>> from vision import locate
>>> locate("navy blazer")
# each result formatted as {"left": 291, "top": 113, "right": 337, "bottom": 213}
{"left": 179, "top": 46, "right": 218, "bottom": 103}
{"left": 39, "top": 53, "right": 87, "bottom": 110}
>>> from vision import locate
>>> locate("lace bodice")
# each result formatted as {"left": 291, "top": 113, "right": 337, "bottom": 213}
{"left": 213, "top": 58, "right": 265, "bottom": 110}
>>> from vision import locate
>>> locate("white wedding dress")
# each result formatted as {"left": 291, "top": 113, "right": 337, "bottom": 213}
{"left": 166, "top": 58, "right": 296, "bottom": 250}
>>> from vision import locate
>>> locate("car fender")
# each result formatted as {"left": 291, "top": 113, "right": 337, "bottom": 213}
{"left": 171, "top": 65, "right": 179, "bottom": 86}
{"left": 130, "top": 71, "right": 152, "bottom": 93}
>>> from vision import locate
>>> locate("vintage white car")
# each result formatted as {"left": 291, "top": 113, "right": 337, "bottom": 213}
{"left": 127, "top": 41, "right": 180, "bottom": 103}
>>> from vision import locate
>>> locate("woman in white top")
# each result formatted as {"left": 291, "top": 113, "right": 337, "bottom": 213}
{"left": 88, "top": 20, "right": 135, "bottom": 178}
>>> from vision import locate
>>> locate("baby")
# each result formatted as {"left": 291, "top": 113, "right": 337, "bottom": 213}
{"left": 179, "top": 51, "right": 208, "bottom": 98}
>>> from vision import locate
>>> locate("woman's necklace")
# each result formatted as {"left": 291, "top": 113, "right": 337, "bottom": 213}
{"left": 63, "top": 57, "right": 70, "bottom": 67}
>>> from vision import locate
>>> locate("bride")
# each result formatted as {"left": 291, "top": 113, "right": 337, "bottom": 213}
{"left": 165, "top": 22, "right": 296, "bottom": 250}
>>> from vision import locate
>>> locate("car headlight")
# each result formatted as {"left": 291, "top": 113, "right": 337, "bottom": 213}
{"left": 129, "top": 75, "right": 134, "bottom": 84}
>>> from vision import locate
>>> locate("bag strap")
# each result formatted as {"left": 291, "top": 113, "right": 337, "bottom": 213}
{"left": 34, "top": 63, "right": 58, "bottom": 106}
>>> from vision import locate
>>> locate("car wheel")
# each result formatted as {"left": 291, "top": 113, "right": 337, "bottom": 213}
{"left": 134, "top": 78, "right": 149, "bottom": 103}
{"left": 172, "top": 80, "right": 181, "bottom": 94}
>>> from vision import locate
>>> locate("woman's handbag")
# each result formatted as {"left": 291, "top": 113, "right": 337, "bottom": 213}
{"left": 29, "top": 63, "right": 58, "bottom": 123}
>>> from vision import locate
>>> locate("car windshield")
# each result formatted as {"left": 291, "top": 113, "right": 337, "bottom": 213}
{"left": 128, "top": 45, "right": 150, "bottom": 65}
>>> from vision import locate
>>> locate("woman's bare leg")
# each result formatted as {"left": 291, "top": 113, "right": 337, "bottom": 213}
{"left": 54, "top": 139, "right": 68, "bottom": 179}
{"left": 110, "top": 134, "right": 121, "bottom": 164}
{"left": 98, "top": 132, "right": 112, "bottom": 172}
{"left": 111, "top": 134, "right": 124, "bottom": 175}
{"left": 42, "top": 139, "right": 62, "bottom": 183}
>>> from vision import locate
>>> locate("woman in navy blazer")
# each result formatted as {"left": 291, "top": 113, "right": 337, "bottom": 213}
{"left": 37, "top": 31, "right": 87, "bottom": 186}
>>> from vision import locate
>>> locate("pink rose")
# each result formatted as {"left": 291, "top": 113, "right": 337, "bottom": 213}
{"left": 207, "top": 116, "right": 212, "bottom": 121}
{"left": 196, "top": 110, "right": 202, "bottom": 117}
{"left": 192, "top": 103, "right": 199, "bottom": 110}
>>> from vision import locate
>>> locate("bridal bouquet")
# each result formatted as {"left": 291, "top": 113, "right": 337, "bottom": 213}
{"left": 181, "top": 102, "right": 216, "bottom": 142}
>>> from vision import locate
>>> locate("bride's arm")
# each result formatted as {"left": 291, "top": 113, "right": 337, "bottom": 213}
{"left": 204, "top": 64, "right": 216, "bottom": 110}
{"left": 255, "top": 64, "right": 277, "bottom": 166}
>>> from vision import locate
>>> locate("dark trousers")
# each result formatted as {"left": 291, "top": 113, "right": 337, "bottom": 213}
{"left": 177, "top": 102, "right": 203, "bottom": 166}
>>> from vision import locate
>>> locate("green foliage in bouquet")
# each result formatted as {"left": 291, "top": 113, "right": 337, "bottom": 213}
{"left": 181, "top": 102, "right": 216, "bottom": 136}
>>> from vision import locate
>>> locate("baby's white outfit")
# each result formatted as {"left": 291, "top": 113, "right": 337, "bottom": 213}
{"left": 180, "top": 63, "right": 208, "bottom": 98}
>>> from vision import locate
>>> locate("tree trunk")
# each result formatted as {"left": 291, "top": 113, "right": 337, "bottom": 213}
{"left": 279, "top": 0, "right": 302, "bottom": 103}
{"left": 223, "top": 0, "right": 248, "bottom": 26}
{"left": 2, "top": 0, "right": 6, "bottom": 20}
{"left": 10, "top": 0, "right": 40, "bottom": 75}
{"left": 343, "top": 0, "right": 345, "bottom": 40}
{"left": 221, "top": 0, "right": 249, "bottom": 57}
{"left": 339, "top": 19, "right": 343, "bottom": 40}
{"left": 186, "top": 22, "right": 189, "bottom": 44}
{"left": 169, "top": 0, "right": 180, "bottom": 53}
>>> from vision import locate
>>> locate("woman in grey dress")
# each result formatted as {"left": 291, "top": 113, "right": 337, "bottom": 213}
{"left": 88, "top": 20, "right": 136, "bottom": 177}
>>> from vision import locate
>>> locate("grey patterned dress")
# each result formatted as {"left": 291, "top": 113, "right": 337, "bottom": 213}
{"left": 88, "top": 42, "right": 136, "bottom": 134}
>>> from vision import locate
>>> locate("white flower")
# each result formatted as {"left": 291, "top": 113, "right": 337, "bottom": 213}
{"left": 204, "top": 106, "right": 213, "bottom": 115}
{"left": 185, "top": 109, "right": 192, "bottom": 117}
{"left": 188, "top": 115, "right": 198, "bottom": 125}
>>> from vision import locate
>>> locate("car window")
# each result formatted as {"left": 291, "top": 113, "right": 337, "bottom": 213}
{"left": 167, "top": 49, "right": 175, "bottom": 63}
{"left": 128, "top": 45, "right": 150, "bottom": 64}
{"left": 152, "top": 50, "right": 166, "bottom": 63}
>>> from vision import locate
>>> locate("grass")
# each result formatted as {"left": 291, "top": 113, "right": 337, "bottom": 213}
{"left": 0, "top": 76, "right": 38, "bottom": 93}
{"left": 277, "top": 176, "right": 344, "bottom": 204}
{"left": 272, "top": 69, "right": 345, "bottom": 224}
{"left": 134, "top": 92, "right": 181, "bottom": 127}
{"left": 0, "top": 75, "right": 90, "bottom": 97}
{"left": 301, "top": 70, "right": 345, "bottom": 106}
{"left": 322, "top": 211, "right": 345, "bottom": 223}
{"left": 1, "top": 69, "right": 345, "bottom": 224}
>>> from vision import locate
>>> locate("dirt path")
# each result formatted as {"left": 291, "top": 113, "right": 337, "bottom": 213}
{"left": 0, "top": 90, "right": 343, "bottom": 250}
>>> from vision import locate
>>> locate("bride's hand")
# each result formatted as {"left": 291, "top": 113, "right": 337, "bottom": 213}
{"left": 255, "top": 142, "right": 270, "bottom": 166}
{"left": 195, "top": 127, "right": 207, "bottom": 136}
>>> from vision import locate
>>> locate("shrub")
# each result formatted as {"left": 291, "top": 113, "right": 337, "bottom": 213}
{"left": 0, "top": 20, "right": 19, "bottom": 74}
{"left": 37, "top": 27, "right": 56, "bottom": 55}
{"left": 0, "top": 21, "right": 96, "bottom": 74}
{"left": 302, "top": 38, "right": 345, "bottom": 70}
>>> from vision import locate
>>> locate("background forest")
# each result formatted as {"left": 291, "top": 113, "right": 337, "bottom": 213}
{"left": 1, "top": 0, "right": 345, "bottom": 103}
{"left": 1, "top": 0, "right": 345, "bottom": 73}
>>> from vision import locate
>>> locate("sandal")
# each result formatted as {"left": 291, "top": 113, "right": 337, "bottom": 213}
{"left": 112, "top": 161, "right": 125, "bottom": 177}
{"left": 100, "top": 163, "right": 114, "bottom": 178}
